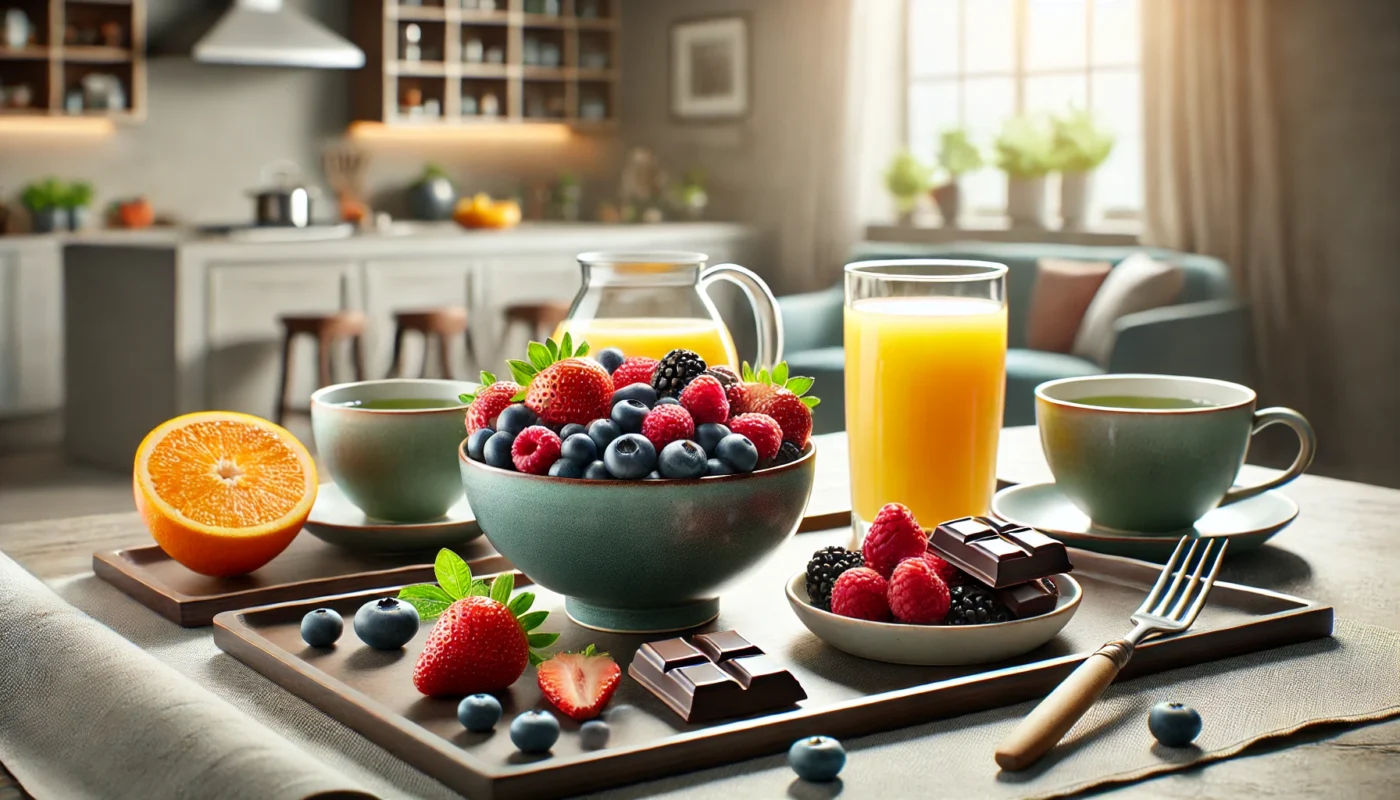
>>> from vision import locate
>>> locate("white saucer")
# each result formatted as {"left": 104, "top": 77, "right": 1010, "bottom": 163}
{"left": 992, "top": 482, "right": 1298, "bottom": 559}
{"left": 303, "top": 482, "right": 481, "bottom": 554}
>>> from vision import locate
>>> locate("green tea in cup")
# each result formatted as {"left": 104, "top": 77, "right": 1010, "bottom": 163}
{"left": 1071, "top": 395, "right": 1217, "bottom": 411}
{"left": 336, "top": 398, "right": 464, "bottom": 411}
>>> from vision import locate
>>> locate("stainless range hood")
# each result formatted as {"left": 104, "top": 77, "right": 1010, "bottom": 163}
{"left": 192, "top": 0, "right": 364, "bottom": 69}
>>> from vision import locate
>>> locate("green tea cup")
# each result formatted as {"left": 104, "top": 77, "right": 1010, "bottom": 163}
{"left": 1035, "top": 374, "right": 1316, "bottom": 533}
{"left": 310, "top": 379, "right": 474, "bottom": 522}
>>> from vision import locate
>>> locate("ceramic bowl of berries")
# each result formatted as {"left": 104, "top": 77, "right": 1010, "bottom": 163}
{"left": 459, "top": 338, "right": 820, "bottom": 634}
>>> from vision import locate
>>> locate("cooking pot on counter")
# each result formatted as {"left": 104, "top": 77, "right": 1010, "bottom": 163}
{"left": 249, "top": 161, "right": 320, "bottom": 227}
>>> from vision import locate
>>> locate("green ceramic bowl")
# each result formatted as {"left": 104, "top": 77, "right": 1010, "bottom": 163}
{"left": 459, "top": 440, "right": 818, "bottom": 634}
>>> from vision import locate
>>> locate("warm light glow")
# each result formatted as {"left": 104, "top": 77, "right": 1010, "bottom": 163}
{"left": 347, "top": 121, "right": 573, "bottom": 143}
{"left": 0, "top": 117, "right": 116, "bottom": 137}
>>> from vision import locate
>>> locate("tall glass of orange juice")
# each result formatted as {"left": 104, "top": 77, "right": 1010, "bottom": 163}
{"left": 845, "top": 260, "right": 1008, "bottom": 535}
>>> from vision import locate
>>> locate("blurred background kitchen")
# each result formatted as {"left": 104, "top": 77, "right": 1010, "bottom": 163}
{"left": 2, "top": 0, "right": 1398, "bottom": 522}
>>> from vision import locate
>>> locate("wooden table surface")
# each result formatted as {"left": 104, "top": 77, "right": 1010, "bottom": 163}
{"left": 2, "top": 428, "right": 1398, "bottom": 798}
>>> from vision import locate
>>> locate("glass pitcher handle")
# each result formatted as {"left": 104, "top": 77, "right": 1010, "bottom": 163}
{"left": 700, "top": 263, "right": 784, "bottom": 369}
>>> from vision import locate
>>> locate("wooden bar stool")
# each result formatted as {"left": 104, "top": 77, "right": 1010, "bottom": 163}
{"left": 275, "top": 311, "right": 367, "bottom": 425}
{"left": 386, "top": 307, "right": 472, "bottom": 379}
{"left": 504, "top": 300, "right": 572, "bottom": 344}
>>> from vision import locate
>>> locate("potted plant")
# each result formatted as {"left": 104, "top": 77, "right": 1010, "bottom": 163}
{"left": 931, "top": 128, "right": 983, "bottom": 228}
{"left": 1051, "top": 109, "right": 1115, "bottom": 231}
{"left": 884, "top": 150, "right": 932, "bottom": 226}
{"left": 554, "top": 171, "right": 582, "bottom": 222}
{"left": 21, "top": 178, "right": 67, "bottom": 233}
{"left": 994, "top": 116, "right": 1056, "bottom": 229}
{"left": 407, "top": 164, "right": 457, "bottom": 221}
{"left": 674, "top": 168, "right": 708, "bottom": 220}
{"left": 59, "top": 180, "right": 94, "bottom": 231}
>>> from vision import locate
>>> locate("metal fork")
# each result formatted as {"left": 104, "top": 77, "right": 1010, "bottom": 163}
{"left": 995, "top": 536, "right": 1229, "bottom": 770}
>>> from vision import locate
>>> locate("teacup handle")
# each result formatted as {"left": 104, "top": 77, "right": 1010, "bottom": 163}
{"left": 700, "top": 263, "right": 784, "bottom": 369}
{"left": 1220, "top": 407, "right": 1316, "bottom": 507}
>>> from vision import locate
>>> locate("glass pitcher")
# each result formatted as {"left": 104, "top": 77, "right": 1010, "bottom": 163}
{"left": 553, "top": 251, "right": 784, "bottom": 369}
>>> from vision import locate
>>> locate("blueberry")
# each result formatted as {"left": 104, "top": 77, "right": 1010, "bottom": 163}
{"left": 788, "top": 735, "right": 845, "bottom": 782}
{"left": 658, "top": 440, "right": 707, "bottom": 479}
{"left": 596, "top": 347, "right": 625, "bottom": 374}
{"left": 612, "top": 383, "right": 657, "bottom": 409}
{"left": 579, "top": 719, "right": 611, "bottom": 750}
{"left": 458, "top": 694, "right": 503, "bottom": 732}
{"left": 695, "top": 423, "right": 731, "bottom": 455}
{"left": 497, "top": 404, "right": 537, "bottom": 435}
{"left": 655, "top": 397, "right": 681, "bottom": 406}
{"left": 300, "top": 608, "right": 343, "bottom": 647}
{"left": 774, "top": 440, "right": 803, "bottom": 465}
{"left": 715, "top": 433, "right": 759, "bottom": 472}
{"left": 587, "top": 418, "right": 622, "bottom": 452}
{"left": 483, "top": 430, "right": 516, "bottom": 470}
{"left": 1148, "top": 701, "right": 1202, "bottom": 747}
{"left": 604, "top": 433, "right": 657, "bottom": 479}
{"left": 548, "top": 458, "right": 588, "bottom": 478}
{"left": 561, "top": 433, "right": 597, "bottom": 462}
{"left": 353, "top": 597, "right": 420, "bottom": 650}
{"left": 509, "top": 710, "right": 560, "bottom": 754}
{"left": 706, "top": 458, "right": 735, "bottom": 476}
{"left": 584, "top": 460, "right": 613, "bottom": 480}
{"left": 610, "top": 399, "right": 649, "bottom": 434}
{"left": 467, "top": 428, "right": 494, "bottom": 462}
{"left": 560, "top": 423, "right": 588, "bottom": 440}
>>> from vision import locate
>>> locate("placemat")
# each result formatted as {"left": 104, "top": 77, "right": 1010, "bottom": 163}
{"left": 30, "top": 565, "right": 1400, "bottom": 800}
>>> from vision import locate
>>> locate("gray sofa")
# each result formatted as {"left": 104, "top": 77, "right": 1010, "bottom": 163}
{"left": 780, "top": 242, "right": 1250, "bottom": 434}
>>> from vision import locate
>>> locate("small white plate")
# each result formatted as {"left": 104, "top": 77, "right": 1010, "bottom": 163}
{"left": 785, "top": 572, "right": 1081, "bottom": 666}
{"left": 303, "top": 482, "right": 481, "bottom": 554}
{"left": 992, "top": 482, "right": 1299, "bottom": 559}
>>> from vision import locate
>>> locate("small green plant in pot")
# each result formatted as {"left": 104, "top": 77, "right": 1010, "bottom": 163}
{"left": 931, "top": 128, "right": 983, "bottom": 228}
{"left": 674, "top": 167, "right": 708, "bottom": 220}
{"left": 20, "top": 178, "right": 69, "bottom": 234}
{"left": 1051, "top": 109, "right": 1115, "bottom": 231}
{"left": 59, "top": 180, "right": 95, "bottom": 231}
{"left": 995, "top": 116, "right": 1056, "bottom": 229}
{"left": 884, "top": 150, "right": 932, "bottom": 226}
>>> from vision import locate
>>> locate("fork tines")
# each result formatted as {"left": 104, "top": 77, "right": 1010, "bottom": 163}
{"left": 1137, "top": 536, "right": 1228, "bottom": 628}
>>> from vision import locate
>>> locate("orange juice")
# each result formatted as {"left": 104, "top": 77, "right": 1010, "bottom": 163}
{"left": 845, "top": 296, "right": 1007, "bottom": 528}
{"left": 554, "top": 317, "right": 739, "bottom": 367}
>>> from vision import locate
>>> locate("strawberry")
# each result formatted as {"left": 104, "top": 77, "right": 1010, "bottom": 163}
{"left": 461, "top": 371, "right": 523, "bottom": 435}
{"left": 726, "top": 361, "right": 820, "bottom": 418}
{"left": 727, "top": 413, "right": 784, "bottom": 463}
{"left": 750, "top": 388, "right": 814, "bottom": 447}
{"left": 535, "top": 644, "right": 621, "bottom": 721}
{"left": 611, "top": 356, "right": 659, "bottom": 388}
{"left": 509, "top": 334, "right": 613, "bottom": 427}
{"left": 679, "top": 375, "right": 730, "bottom": 424}
{"left": 402, "top": 550, "right": 558, "bottom": 697}
{"left": 641, "top": 403, "right": 695, "bottom": 450}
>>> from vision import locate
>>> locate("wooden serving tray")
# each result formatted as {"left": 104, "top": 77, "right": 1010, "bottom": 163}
{"left": 213, "top": 529, "right": 1333, "bottom": 800}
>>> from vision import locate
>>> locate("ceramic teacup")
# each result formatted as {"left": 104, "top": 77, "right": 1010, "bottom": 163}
{"left": 310, "top": 379, "right": 474, "bottom": 523}
{"left": 1035, "top": 374, "right": 1316, "bottom": 533}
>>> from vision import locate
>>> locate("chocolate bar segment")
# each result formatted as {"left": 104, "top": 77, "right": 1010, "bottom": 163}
{"left": 996, "top": 577, "right": 1060, "bottom": 618}
{"left": 931, "top": 517, "right": 1072, "bottom": 589}
{"left": 628, "top": 630, "right": 806, "bottom": 724}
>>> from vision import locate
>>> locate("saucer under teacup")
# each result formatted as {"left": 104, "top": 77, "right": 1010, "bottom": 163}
{"left": 303, "top": 482, "right": 481, "bottom": 554}
{"left": 992, "top": 481, "right": 1298, "bottom": 560}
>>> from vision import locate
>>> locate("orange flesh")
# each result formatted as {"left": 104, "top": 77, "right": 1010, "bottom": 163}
{"left": 146, "top": 419, "right": 307, "bottom": 529}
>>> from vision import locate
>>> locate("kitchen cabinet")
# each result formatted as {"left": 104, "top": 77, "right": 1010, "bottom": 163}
{"left": 0, "top": 238, "right": 63, "bottom": 418}
{"left": 362, "top": 259, "right": 475, "bottom": 378}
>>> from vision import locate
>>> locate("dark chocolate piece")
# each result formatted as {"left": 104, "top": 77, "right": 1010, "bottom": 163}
{"left": 997, "top": 577, "right": 1060, "bottom": 618}
{"left": 930, "top": 517, "right": 1072, "bottom": 589}
{"left": 628, "top": 630, "right": 806, "bottom": 724}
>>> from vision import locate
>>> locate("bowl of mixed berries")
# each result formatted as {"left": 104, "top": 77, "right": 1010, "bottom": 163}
{"left": 459, "top": 336, "right": 819, "bottom": 634}
{"left": 787, "top": 504, "right": 1082, "bottom": 665}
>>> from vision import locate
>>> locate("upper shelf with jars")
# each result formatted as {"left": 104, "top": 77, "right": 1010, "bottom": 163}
{"left": 350, "top": 0, "right": 618, "bottom": 129}
{"left": 0, "top": 0, "right": 147, "bottom": 121}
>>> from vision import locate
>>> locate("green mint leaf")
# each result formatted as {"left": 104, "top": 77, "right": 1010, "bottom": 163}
{"left": 518, "top": 610, "right": 549, "bottom": 631}
{"left": 527, "top": 632, "right": 560, "bottom": 648}
{"left": 508, "top": 360, "right": 537, "bottom": 385}
{"left": 528, "top": 342, "right": 552, "bottom": 371}
{"left": 507, "top": 591, "right": 535, "bottom": 616}
{"left": 468, "top": 579, "right": 491, "bottom": 597}
{"left": 480, "top": 370, "right": 496, "bottom": 385}
{"left": 397, "top": 593, "right": 453, "bottom": 620}
{"left": 802, "top": 396, "right": 821, "bottom": 408}
{"left": 434, "top": 549, "right": 473, "bottom": 599}
{"left": 528, "top": 650, "right": 547, "bottom": 667}
{"left": 560, "top": 332, "right": 573, "bottom": 359}
{"left": 785, "top": 376, "right": 814, "bottom": 396}
{"left": 399, "top": 583, "right": 454, "bottom": 604}
{"left": 546, "top": 338, "right": 559, "bottom": 360}
{"left": 772, "top": 362, "right": 789, "bottom": 384}
{"left": 459, "top": 392, "right": 476, "bottom": 404}
{"left": 574, "top": 341, "right": 590, "bottom": 357}
{"left": 511, "top": 389, "right": 527, "bottom": 402}
{"left": 490, "top": 572, "right": 515, "bottom": 605}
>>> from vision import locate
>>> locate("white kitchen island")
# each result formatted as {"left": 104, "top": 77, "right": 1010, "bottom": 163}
{"left": 63, "top": 222, "right": 760, "bottom": 470}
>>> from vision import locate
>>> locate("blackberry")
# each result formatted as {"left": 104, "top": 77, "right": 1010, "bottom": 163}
{"left": 773, "top": 441, "right": 802, "bottom": 465}
{"left": 652, "top": 349, "right": 708, "bottom": 398}
{"left": 946, "top": 583, "right": 1012, "bottom": 625}
{"left": 805, "top": 546, "right": 864, "bottom": 609}
{"left": 704, "top": 365, "right": 740, "bottom": 388}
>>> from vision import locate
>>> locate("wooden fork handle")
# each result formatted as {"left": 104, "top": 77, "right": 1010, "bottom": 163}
{"left": 995, "top": 639, "right": 1135, "bottom": 771}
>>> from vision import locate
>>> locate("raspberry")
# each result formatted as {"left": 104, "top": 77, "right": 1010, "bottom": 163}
{"left": 679, "top": 375, "right": 730, "bottom": 425}
{"left": 861, "top": 502, "right": 927, "bottom": 576}
{"left": 888, "top": 558, "right": 951, "bottom": 624}
{"left": 611, "top": 357, "right": 659, "bottom": 388}
{"left": 511, "top": 426, "right": 562, "bottom": 475}
{"left": 726, "top": 413, "right": 783, "bottom": 463}
{"left": 918, "top": 549, "right": 964, "bottom": 586}
{"left": 640, "top": 403, "right": 695, "bottom": 450}
{"left": 829, "top": 567, "right": 890, "bottom": 621}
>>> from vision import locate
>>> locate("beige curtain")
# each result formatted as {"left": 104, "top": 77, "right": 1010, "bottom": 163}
{"left": 1142, "top": 0, "right": 1400, "bottom": 486}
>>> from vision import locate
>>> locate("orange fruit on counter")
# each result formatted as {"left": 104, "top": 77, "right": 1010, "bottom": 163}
{"left": 133, "top": 411, "right": 317, "bottom": 577}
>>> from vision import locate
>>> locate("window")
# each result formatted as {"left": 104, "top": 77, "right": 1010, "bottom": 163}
{"left": 907, "top": 0, "right": 1142, "bottom": 221}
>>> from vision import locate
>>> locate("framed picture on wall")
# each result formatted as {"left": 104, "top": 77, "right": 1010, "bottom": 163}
{"left": 670, "top": 16, "right": 749, "bottom": 120}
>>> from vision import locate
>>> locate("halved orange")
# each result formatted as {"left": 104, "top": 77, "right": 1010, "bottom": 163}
{"left": 133, "top": 411, "right": 317, "bottom": 577}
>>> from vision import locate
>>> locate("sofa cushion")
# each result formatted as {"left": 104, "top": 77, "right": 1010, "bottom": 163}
{"left": 1026, "top": 258, "right": 1112, "bottom": 353}
{"left": 1004, "top": 348, "right": 1103, "bottom": 427}
{"left": 1071, "top": 253, "right": 1184, "bottom": 367}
